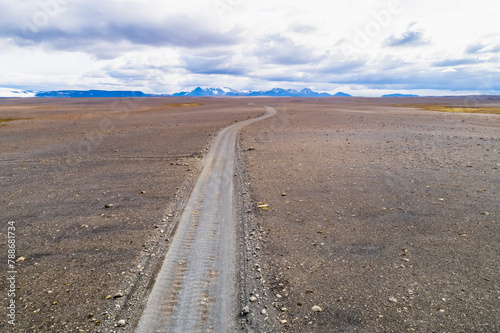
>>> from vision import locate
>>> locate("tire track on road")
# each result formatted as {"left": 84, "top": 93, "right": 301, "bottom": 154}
{"left": 137, "top": 106, "right": 276, "bottom": 332}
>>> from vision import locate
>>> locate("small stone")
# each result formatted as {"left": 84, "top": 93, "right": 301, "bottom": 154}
{"left": 242, "top": 306, "right": 250, "bottom": 315}
{"left": 113, "top": 291, "right": 124, "bottom": 299}
{"left": 481, "top": 212, "right": 490, "bottom": 216}
{"left": 140, "top": 191, "right": 146, "bottom": 194}
{"left": 280, "top": 319, "right": 288, "bottom": 324}
{"left": 249, "top": 296, "right": 257, "bottom": 302}
{"left": 261, "top": 309, "right": 267, "bottom": 315}
{"left": 104, "top": 204, "right": 114, "bottom": 209}
{"left": 281, "top": 193, "right": 287, "bottom": 196}
{"left": 16, "top": 256, "right": 26, "bottom": 262}
{"left": 389, "top": 297, "right": 398, "bottom": 303}
{"left": 311, "top": 305, "right": 322, "bottom": 312}
{"left": 117, "top": 319, "right": 126, "bottom": 327}
{"left": 248, "top": 146, "right": 255, "bottom": 151}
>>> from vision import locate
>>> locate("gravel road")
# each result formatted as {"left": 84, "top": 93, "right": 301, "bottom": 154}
{"left": 136, "top": 106, "right": 276, "bottom": 332}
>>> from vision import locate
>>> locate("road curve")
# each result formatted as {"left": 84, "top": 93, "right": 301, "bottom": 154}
{"left": 136, "top": 106, "right": 276, "bottom": 332}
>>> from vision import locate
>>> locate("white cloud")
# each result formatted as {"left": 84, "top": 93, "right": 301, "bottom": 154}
{"left": 0, "top": 0, "right": 499, "bottom": 95}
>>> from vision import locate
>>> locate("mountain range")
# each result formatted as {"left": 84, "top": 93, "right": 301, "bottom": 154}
{"left": 0, "top": 87, "right": 352, "bottom": 98}
{"left": 172, "top": 87, "right": 351, "bottom": 97}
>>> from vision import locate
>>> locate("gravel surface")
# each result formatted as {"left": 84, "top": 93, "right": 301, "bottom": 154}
{"left": 240, "top": 97, "right": 500, "bottom": 332}
{"left": 0, "top": 98, "right": 261, "bottom": 332}
{"left": 2, "top": 97, "right": 499, "bottom": 332}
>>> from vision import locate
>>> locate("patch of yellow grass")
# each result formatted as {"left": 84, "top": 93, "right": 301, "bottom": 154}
{"left": 167, "top": 103, "right": 202, "bottom": 107}
{"left": 0, "top": 118, "right": 20, "bottom": 123}
{"left": 408, "top": 104, "right": 500, "bottom": 115}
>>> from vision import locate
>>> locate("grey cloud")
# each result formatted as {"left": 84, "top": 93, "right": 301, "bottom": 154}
{"left": 324, "top": 67, "right": 500, "bottom": 91}
{"left": 386, "top": 29, "right": 429, "bottom": 47}
{"left": 465, "top": 43, "right": 486, "bottom": 54}
{"left": 290, "top": 23, "right": 317, "bottom": 34}
{"left": 184, "top": 56, "right": 246, "bottom": 75}
{"left": 317, "top": 59, "right": 366, "bottom": 74}
{"left": 432, "top": 58, "right": 481, "bottom": 67}
{"left": 254, "top": 34, "right": 322, "bottom": 65}
{"left": 465, "top": 43, "right": 500, "bottom": 54}
{"left": 0, "top": 1, "right": 241, "bottom": 58}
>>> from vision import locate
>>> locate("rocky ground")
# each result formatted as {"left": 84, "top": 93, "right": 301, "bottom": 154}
{"left": 0, "top": 98, "right": 261, "bottom": 332}
{"left": 240, "top": 97, "right": 500, "bottom": 332}
{"left": 2, "top": 97, "right": 499, "bottom": 333}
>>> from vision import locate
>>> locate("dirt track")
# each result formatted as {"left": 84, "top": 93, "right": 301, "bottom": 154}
{"left": 137, "top": 106, "right": 275, "bottom": 332}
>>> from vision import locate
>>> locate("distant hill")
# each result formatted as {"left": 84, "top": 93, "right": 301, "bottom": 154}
{"left": 332, "top": 92, "right": 352, "bottom": 97}
{"left": 381, "top": 93, "right": 419, "bottom": 97}
{"left": 35, "top": 90, "right": 152, "bottom": 98}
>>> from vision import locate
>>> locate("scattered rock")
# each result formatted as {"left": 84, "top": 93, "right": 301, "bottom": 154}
{"left": 140, "top": 191, "right": 146, "bottom": 194}
{"left": 113, "top": 291, "right": 124, "bottom": 299}
{"left": 248, "top": 146, "right": 255, "bottom": 151}
{"left": 389, "top": 297, "right": 398, "bottom": 303}
{"left": 280, "top": 319, "right": 288, "bottom": 324}
{"left": 281, "top": 193, "right": 287, "bottom": 196}
{"left": 261, "top": 309, "right": 267, "bottom": 315}
{"left": 104, "top": 204, "right": 114, "bottom": 209}
{"left": 16, "top": 256, "right": 26, "bottom": 262}
{"left": 242, "top": 306, "right": 250, "bottom": 315}
{"left": 249, "top": 296, "right": 257, "bottom": 302}
{"left": 481, "top": 212, "right": 490, "bottom": 216}
{"left": 117, "top": 319, "right": 126, "bottom": 327}
{"left": 312, "top": 305, "right": 322, "bottom": 312}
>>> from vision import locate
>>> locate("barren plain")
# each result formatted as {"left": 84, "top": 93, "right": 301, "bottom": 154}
{"left": 241, "top": 97, "right": 500, "bottom": 332}
{"left": 1, "top": 97, "right": 499, "bottom": 333}
{"left": 0, "top": 98, "right": 262, "bottom": 332}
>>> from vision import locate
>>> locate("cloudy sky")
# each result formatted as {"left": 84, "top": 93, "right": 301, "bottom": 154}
{"left": 1, "top": 0, "right": 499, "bottom": 96}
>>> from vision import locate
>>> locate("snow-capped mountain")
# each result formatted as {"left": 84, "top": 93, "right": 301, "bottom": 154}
{"left": 0, "top": 88, "right": 36, "bottom": 98}
{"left": 173, "top": 87, "right": 240, "bottom": 97}
{"left": 173, "top": 87, "right": 350, "bottom": 97}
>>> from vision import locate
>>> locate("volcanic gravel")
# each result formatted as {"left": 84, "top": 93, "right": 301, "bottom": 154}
{"left": 241, "top": 97, "right": 500, "bottom": 333}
